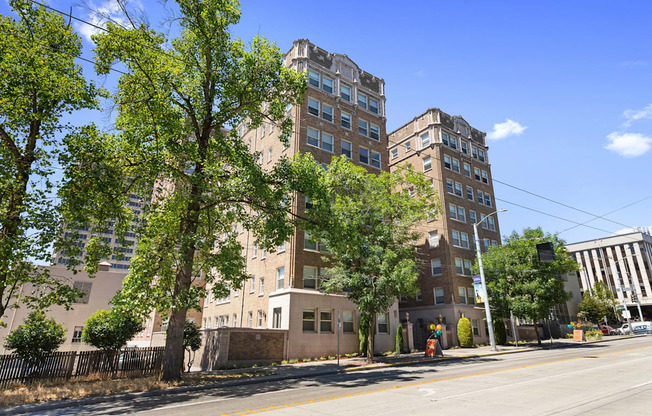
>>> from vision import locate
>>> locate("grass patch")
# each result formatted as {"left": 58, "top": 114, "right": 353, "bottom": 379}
{"left": 0, "top": 371, "right": 270, "bottom": 408}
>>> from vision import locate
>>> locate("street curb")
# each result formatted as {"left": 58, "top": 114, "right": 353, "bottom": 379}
{"left": 1, "top": 347, "right": 533, "bottom": 415}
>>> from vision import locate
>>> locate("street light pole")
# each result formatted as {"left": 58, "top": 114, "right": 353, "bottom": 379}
{"left": 473, "top": 209, "right": 507, "bottom": 352}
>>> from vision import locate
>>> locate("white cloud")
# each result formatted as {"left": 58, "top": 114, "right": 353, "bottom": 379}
{"left": 75, "top": 0, "right": 139, "bottom": 43}
{"left": 623, "top": 104, "right": 652, "bottom": 127}
{"left": 487, "top": 119, "right": 527, "bottom": 140}
{"left": 605, "top": 132, "right": 652, "bottom": 157}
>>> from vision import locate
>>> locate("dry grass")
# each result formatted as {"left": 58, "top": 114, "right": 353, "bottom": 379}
{"left": 0, "top": 371, "right": 270, "bottom": 408}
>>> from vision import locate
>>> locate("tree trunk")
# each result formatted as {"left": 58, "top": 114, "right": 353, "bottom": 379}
{"left": 366, "top": 314, "right": 376, "bottom": 364}
{"left": 161, "top": 307, "right": 188, "bottom": 380}
{"left": 534, "top": 321, "right": 542, "bottom": 346}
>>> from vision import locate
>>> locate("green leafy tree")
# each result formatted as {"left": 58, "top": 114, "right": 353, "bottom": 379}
{"left": 183, "top": 320, "right": 202, "bottom": 372}
{"left": 87, "top": 0, "right": 308, "bottom": 380}
{"left": 493, "top": 318, "right": 507, "bottom": 345}
{"left": 478, "top": 227, "right": 578, "bottom": 346}
{"left": 578, "top": 281, "right": 618, "bottom": 324}
{"left": 4, "top": 310, "right": 66, "bottom": 365}
{"left": 457, "top": 317, "right": 473, "bottom": 348}
{"left": 81, "top": 307, "right": 143, "bottom": 352}
{"left": 304, "top": 157, "right": 439, "bottom": 363}
{"left": 0, "top": 0, "right": 104, "bottom": 324}
{"left": 359, "top": 314, "right": 370, "bottom": 356}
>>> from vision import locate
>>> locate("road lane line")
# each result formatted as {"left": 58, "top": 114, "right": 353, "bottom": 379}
{"left": 215, "top": 345, "right": 652, "bottom": 416}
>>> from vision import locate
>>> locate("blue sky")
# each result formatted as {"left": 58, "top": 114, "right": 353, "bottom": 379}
{"left": 3, "top": 0, "right": 651, "bottom": 245}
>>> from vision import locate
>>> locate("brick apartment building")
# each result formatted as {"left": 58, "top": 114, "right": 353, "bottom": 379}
{"left": 202, "top": 39, "right": 399, "bottom": 358}
{"left": 388, "top": 109, "right": 502, "bottom": 346}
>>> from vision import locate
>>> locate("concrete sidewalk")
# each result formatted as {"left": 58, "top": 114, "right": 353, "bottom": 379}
{"left": 2, "top": 335, "right": 636, "bottom": 415}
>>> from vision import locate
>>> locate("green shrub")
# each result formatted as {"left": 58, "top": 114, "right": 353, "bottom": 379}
{"left": 395, "top": 324, "right": 404, "bottom": 354}
{"left": 82, "top": 307, "right": 142, "bottom": 352}
{"left": 4, "top": 311, "right": 66, "bottom": 365}
{"left": 493, "top": 318, "right": 507, "bottom": 345}
{"left": 457, "top": 317, "right": 473, "bottom": 348}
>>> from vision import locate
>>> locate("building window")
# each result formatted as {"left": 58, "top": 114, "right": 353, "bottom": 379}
{"left": 455, "top": 258, "right": 464, "bottom": 275}
{"left": 72, "top": 326, "right": 83, "bottom": 343}
{"left": 272, "top": 308, "right": 282, "bottom": 329}
{"left": 450, "top": 136, "right": 458, "bottom": 150}
{"left": 457, "top": 206, "right": 466, "bottom": 223}
{"left": 463, "top": 163, "right": 471, "bottom": 178}
{"left": 477, "top": 190, "right": 485, "bottom": 205}
{"left": 370, "top": 151, "right": 381, "bottom": 169}
{"left": 449, "top": 203, "right": 458, "bottom": 220}
{"left": 307, "top": 127, "right": 320, "bottom": 147}
{"left": 442, "top": 133, "right": 449, "bottom": 146}
{"left": 358, "top": 119, "right": 368, "bottom": 137}
{"left": 485, "top": 194, "right": 492, "bottom": 207}
{"left": 469, "top": 210, "right": 477, "bottom": 224}
{"left": 321, "top": 132, "right": 334, "bottom": 152}
{"left": 308, "top": 98, "right": 320, "bottom": 116}
{"left": 247, "top": 311, "right": 253, "bottom": 327}
{"left": 259, "top": 277, "right": 265, "bottom": 295}
{"left": 303, "top": 266, "right": 318, "bottom": 290}
{"left": 467, "top": 186, "right": 474, "bottom": 201}
{"left": 341, "top": 112, "right": 351, "bottom": 129}
{"left": 267, "top": 148, "right": 272, "bottom": 163}
{"left": 391, "top": 149, "right": 399, "bottom": 159}
{"left": 461, "top": 232, "right": 470, "bottom": 249}
{"left": 421, "top": 133, "right": 430, "bottom": 148}
{"left": 304, "top": 231, "right": 318, "bottom": 251}
{"left": 474, "top": 167, "right": 481, "bottom": 181}
{"left": 452, "top": 158, "right": 460, "bottom": 173}
{"left": 369, "top": 97, "right": 379, "bottom": 114}
{"left": 303, "top": 309, "right": 316, "bottom": 332}
{"left": 479, "top": 149, "right": 486, "bottom": 162}
{"left": 341, "top": 140, "right": 352, "bottom": 159}
{"left": 423, "top": 156, "right": 432, "bottom": 172}
{"left": 446, "top": 179, "right": 454, "bottom": 194}
{"left": 472, "top": 318, "right": 480, "bottom": 336}
{"left": 249, "top": 276, "right": 255, "bottom": 293}
{"left": 444, "top": 155, "right": 452, "bottom": 170}
{"left": 461, "top": 140, "right": 468, "bottom": 155}
{"left": 257, "top": 310, "right": 264, "bottom": 327}
{"left": 322, "top": 103, "right": 334, "bottom": 122}
{"left": 357, "top": 92, "right": 368, "bottom": 110}
{"left": 454, "top": 182, "right": 463, "bottom": 197}
{"left": 320, "top": 310, "right": 333, "bottom": 333}
{"left": 370, "top": 124, "right": 380, "bottom": 141}
{"left": 458, "top": 287, "right": 467, "bottom": 304}
{"left": 431, "top": 259, "right": 442, "bottom": 276}
{"left": 308, "top": 69, "right": 320, "bottom": 87}
{"left": 416, "top": 291, "right": 423, "bottom": 301}
{"left": 276, "top": 267, "right": 285, "bottom": 290}
{"left": 322, "top": 76, "right": 333, "bottom": 93}
{"left": 481, "top": 170, "right": 489, "bottom": 184}
{"left": 342, "top": 310, "right": 355, "bottom": 333}
{"left": 359, "top": 147, "right": 369, "bottom": 165}
{"left": 377, "top": 313, "right": 389, "bottom": 334}
{"left": 405, "top": 141, "right": 412, "bottom": 152}
{"left": 464, "top": 259, "right": 473, "bottom": 276}
{"left": 467, "top": 287, "right": 476, "bottom": 305}
{"left": 452, "top": 231, "right": 461, "bottom": 247}
{"left": 428, "top": 231, "right": 439, "bottom": 248}
{"left": 487, "top": 217, "right": 496, "bottom": 231}
{"left": 73, "top": 281, "right": 92, "bottom": 304}
{"left": 434, "top": 288, "right": 445, "bottom": 304}
{"left": 340, "top": 84, "right": 351, "bottom": 102}
{"left": 278, "top": 241, "right": 286, "bottom": 252}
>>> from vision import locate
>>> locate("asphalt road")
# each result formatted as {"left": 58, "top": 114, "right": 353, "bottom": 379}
{"left": 27, "top": 337, "right": 652, "bottom": 415}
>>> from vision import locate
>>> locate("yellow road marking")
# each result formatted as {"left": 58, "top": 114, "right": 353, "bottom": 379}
{"left": 216, "top": 345, "right": 652, "bottom": 416}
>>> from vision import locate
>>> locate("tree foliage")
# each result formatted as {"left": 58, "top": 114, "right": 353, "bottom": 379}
{"left": 303, "top": 157, "right": 439, "bottom": 362}
{"left": 81, "top": 307, "right": 143, "bottom": 352}
{"left": 0, "top": 0, "right": 104, "bottom": 324}
{"left": 478, "top": 227, "right": 578, "bottom": 345}
{"left": 81, "top": 0, "right": 309, "bottom": 380}
{"left": 457, "top": 317, "right": 473, "bottom": 348}
{"left": 578, "top": 281, "right": 618, "bottom": 324}
{"left": 4, "top": 311, "right": 66, "bottom": 364}
{"left": 493, "top": 318, "right": 507, "bottom": 345}
{"left": 183, "top": 320, "right": 202, "bottom": 372}
{"left": 395, "top": 323, "right": 404, "bottom": 354}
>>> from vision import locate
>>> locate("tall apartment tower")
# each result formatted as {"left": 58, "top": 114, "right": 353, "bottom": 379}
{"left": 388, "top": 109, "right": 501, "bottom": 347}
{"left": 202, "top": 39, "right": 399, "bottom": 359}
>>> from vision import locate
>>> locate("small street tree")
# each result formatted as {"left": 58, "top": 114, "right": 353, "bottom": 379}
{"left": 4, "top": 311, "right": 66, "bottom": 366}
{"left": 81, "top": 307, "right": 143, "bottom": 352}
{"left": 86, "top": 0, "right": 309, "bottom": 381}
{"left": 0, "top": 0, "right": 104, "bottom": 324}
{"left": 183, "top": 320, "right": 202, "bottom": 372}
{"left": 303, "top": 157, "right": 438, "bottom": 363}
{"left": 478, "top": 227, "right": 578, "bottom": 346}
{"left": 578, "top": 281, "right": 618, "bottom": 324}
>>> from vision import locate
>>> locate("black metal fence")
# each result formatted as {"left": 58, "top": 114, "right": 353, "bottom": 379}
{"left": 0, "top": 347, "right": 165, "bottom": 386}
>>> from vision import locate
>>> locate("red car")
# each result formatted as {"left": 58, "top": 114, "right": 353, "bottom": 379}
{"left": 600, "top": 325, "right": 618, "bottom": 335}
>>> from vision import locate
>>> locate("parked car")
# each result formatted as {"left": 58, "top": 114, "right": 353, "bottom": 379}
{"left": 618, "top": 321, "right": 652, "bottom": 335}
{"left": 599, "top": 325, "right": 618, "bottom": 335}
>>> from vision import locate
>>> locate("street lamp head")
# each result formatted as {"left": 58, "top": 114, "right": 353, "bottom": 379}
{"left": 498, "top": 209, "right": 507, "bottom": 213}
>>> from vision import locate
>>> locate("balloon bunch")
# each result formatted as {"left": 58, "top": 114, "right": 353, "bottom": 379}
{"left": 567, "top": 321, "right": 582, "bottom": 329}
{"left": 429, "top": 323, "right": 443, "bottom": 337}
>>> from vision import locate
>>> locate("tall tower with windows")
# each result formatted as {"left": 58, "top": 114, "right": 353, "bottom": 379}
{"left": 388, "top": 109, "right": 502, "bottom": 347}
